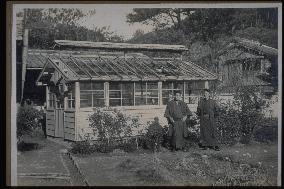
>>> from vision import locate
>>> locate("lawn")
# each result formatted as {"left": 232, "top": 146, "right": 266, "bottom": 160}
{"left": 71, "top": 141, "right": 278, "bottom": 186}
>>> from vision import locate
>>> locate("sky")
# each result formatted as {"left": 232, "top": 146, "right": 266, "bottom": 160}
{"left": 15, "top": 3, "right": 278, "bottom": 40}
{"left": 78, "top": 6, "right": 155, "bottom": 40}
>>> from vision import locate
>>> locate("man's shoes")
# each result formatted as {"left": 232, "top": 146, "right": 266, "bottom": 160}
{"left": 213, "top": 146, "right": 220, "bottom": 151}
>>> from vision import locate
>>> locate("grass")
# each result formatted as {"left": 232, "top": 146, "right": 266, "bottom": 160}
{"left": 73, "top": 141, "right": 278, "bottom": 186}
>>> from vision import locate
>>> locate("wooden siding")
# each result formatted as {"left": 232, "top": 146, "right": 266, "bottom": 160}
{"left": 46, "top": 110, "right": 55, "bottom": 136}
{"left": 64, "top": 111, "right": 76, "bottom": 140}
{"left": 75, "top": 104, "right": 198, "bottom": 141}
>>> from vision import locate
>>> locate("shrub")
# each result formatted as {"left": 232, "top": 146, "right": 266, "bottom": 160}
{"left": 216, "top": 103, "right": 242, "bottom": 145}
{"left": 17, "top": 105, "right": 43, "bottom": 141}
{"left": 144, "top": 117, "right": 165, "bottom": 151}
{"left": 89, "top": 108, "right": 139, "bottom": 142}
{"left": 186, "top": 113, "right": 200, "bottom": 142}
{"left": 70, "top": 140, "right": 94, "bottom": 155}
{"left": 116, "top": 138, "right": 138, "bottom": 153}
{"left": 216, "top": 86, "right": 267, "bottom": 145}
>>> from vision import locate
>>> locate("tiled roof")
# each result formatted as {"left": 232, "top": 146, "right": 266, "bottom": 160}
{"left": 54, "top": 40, "right": 189, "bottom": 52}
{"left": 235, "top": 37, "right": 278, "bottom": 56}
{"left": 34, "top": 50, "right": 217, "bottom": 82}
{"left": 217, "top": 37, "right": 278, "bottom": 59}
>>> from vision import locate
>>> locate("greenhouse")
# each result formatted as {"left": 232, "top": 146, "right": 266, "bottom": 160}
{"left": 34, "top": 41, "right": 218, "bottom": 141}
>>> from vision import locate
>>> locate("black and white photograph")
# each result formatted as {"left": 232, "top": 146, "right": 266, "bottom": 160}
{"left": 9, "top": 2, "right": 282, "bottom": 186}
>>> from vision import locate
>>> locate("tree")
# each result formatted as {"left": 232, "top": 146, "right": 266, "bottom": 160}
{"left": 17, "top": 8, "right": 124, "bottom": 48}
{"left": 132, "top": 29, "right": 145, "bottom": 40}
{"left": 127, "top": 8, "right": 192, "bottom": 30}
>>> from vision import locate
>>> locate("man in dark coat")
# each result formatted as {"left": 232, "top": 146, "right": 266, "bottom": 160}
{"left": 164, "top": 92, "right": 192, "bottom": 151}
{"left": 197, "top": 89, "right": 220, "bottom": 151}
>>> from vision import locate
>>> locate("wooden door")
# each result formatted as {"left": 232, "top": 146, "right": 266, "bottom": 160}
{"left": 55, "top": 97, "right": 64, "bottom": 138}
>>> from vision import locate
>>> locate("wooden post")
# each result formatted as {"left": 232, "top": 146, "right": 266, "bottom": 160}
{"left": 21, "top": 29, "right": 29, "bottom": 104}
{"left": 158, "top": 81, "right": 163, "bottom": 106}
{"left": 205, "top": 81, "right": 209, "bottom": 89}
{"left": 183, "top": 81, "right": 186, "bottom": 102}
{"left": 46, "top": 86, "right": 49, "bottom": 109}
{"left": 75, "top": 82, "right": 80, "bottom": 111}
{"left": 133, "top": 82, "right": 136, "bottom": 106}
{"left": 104, "top": 82, "right": 109, "bottom": 107}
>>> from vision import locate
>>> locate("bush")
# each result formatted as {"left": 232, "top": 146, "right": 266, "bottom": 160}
{"left": 17, "top": 105, "right": 43, "bottom": 141}
{"left": 216, "top": 86, "right": 267, "bottom": 145}
{"left": 70, "top": 140, "right": 95, "bottom": 155}
{"left": 89, "top": 108, "right": 139, "bottom": 142}
{"left": 253, "top": 118, "right": 278, "bottom": 142}
{"left": 143, "top": 117, "right": 165, "bottom": 151}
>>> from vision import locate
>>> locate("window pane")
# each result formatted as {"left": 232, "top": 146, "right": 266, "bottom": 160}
{"left": 93, "top": 82, "right": 104, "bottom": 90}
{"left": 147, "top": 82, "right": 158, "bottom": 89}
{"left": 122, "top": 82, "right": 134, "bottom": 106}
{"left": 122, "top": 98, "right": 133, "bottom": 106}
{"left": 135, "top": 82, "right": 146, "bottom": 91}
{"left": 93, "top": 99, "right": 105, "bottom": 107}
{"left": 109, "top": 82, "right": 121, "bottom": 90}
{"left": 110, "top": 99, "right": 121, "bottom": 106}
{"left": 80, "top": 82, "right": 92, "bottom": 90}
{"left": 148, "top": 90, "right": 158, "bottom": 97}
{"left": 135, "top": 97, "right": 146, "bottom": 105}
{"left": 109, "top": 91, "right": 121, "bottom": 98}
{"left": 147, "top": 98, "right": 158, "bottom": 105}
{"left": 80, "top": 92, "right": 92, "bottom": 108}
{"left": 162, "top": 82, "right": 172, "bottom": 89}
{"left": 93, "top": 91, "right": 104, "bottom": 99}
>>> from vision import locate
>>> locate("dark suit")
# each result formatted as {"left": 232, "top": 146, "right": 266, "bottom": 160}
{"left": 164, "top": 100, "right": 192, "bottom": 149}
{"left": 197, "top": 98, "right": 219, "bottom": 146}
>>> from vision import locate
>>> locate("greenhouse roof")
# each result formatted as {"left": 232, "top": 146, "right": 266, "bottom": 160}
{"left": 34, "top": 50, "right": 217, "bottom": 84}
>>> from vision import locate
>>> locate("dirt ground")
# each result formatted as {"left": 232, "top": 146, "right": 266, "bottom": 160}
{"left": 72, "top": 142, "right": 278, "bottom": 186}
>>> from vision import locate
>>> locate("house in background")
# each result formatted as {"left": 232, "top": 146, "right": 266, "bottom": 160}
{"left": 35, "top": 40, "right": 218, "bottom": 141}
{"left": 216, "top": 37, "right": 278, "bottom": 96}
{"left": 215, "top": 37, "right": 278, "bottom": 117}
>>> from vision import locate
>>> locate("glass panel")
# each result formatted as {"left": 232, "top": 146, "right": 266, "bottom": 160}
{"left": 109, "top": 82, "right": 121, "bottom": 90}
{"left": 110, "top": 99, "right": 121, "bottom": 106}
{"left": 135, "top": 82, "right": 146, "bottom": 91}
{"left": 135, "top": 97, "right": 146, "bottom": 105}
{"left": 80, "top": 82, "right": 92, "bottom": 90}
{"left": 122, "top": 98, "right": 133, "bottom": 106}
{"left": 93, "top": 99, "right": 105, "bottom": 107}
{"left": 122, "top": 82, "right": 134, "bottom": 106}
{"left": 147, "top": 82, "right": 158, "bottom": 89}
{"left": 93, "top": 82, "right": 104, "bottom": 90}
{"left": 162, "top": 82, "right": 171, "bottom": 89}
{"left": 93, "top": 91, "right": 104, "bottom": 99}
{"left": 109, "top": 91, "right": 121, "bottom": 98}
{"left": 80, "top": 92, "right": 92, "bottom": 108}
{"left": 147, "top": 98, "right": 158, "bottom": 105}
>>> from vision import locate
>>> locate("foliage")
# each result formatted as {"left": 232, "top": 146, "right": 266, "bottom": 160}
{"left": 186, "top": 114, "right": 200, "bottom": 142}
{"left": 70, "top": 140, "right": 94, "bottom": 155}
{"left": 128, "top": 8, "right": 278, "bottom": 77}
{"left": 216, "top": 86, "right": 267, "bottom": 144}
{"left": 89, "top": 109, "right": 139, "bottom": 141}
{"left": 216, "top": 102, "right": 242, "bottom": 145}
{"left": 18, "top": 8, "right": 124, "bottom": 49}
{"left": 253, "top": 118, "right": 278, "bottom": 143}
{"left": 143, "top": 117, "right": 165, "bottom": 151}
{"left": 127, "top": 8, "right": 192, "bottom": 30}
{"left": 17, "top": 105, "right": 43, "bottom": 140}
